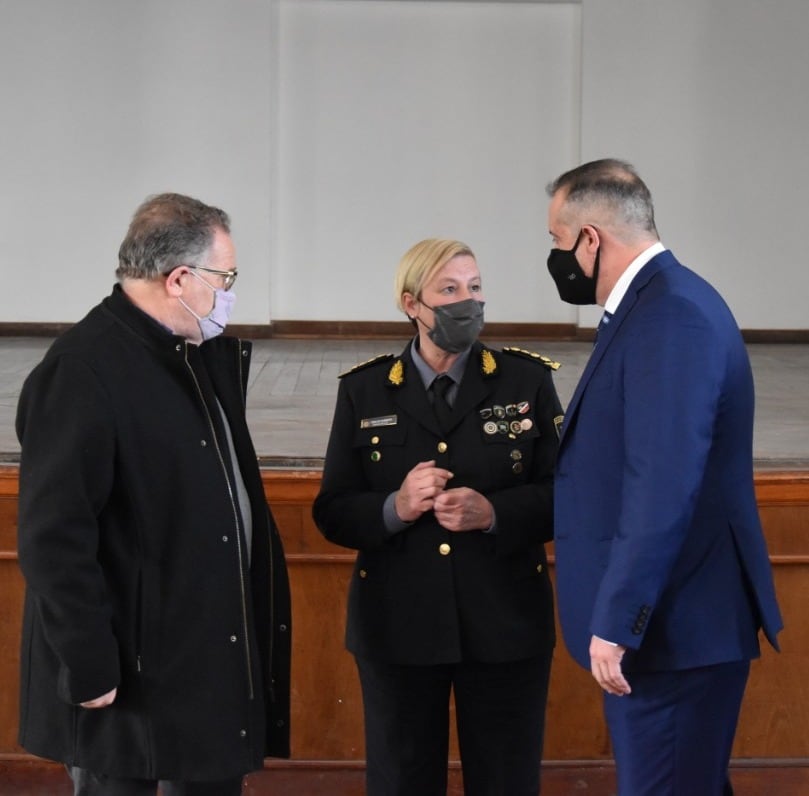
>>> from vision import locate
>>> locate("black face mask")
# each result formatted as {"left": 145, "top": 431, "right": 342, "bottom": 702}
{"left": 547, "top": 230, "right": 600, "bottom": 305}
{"left": 417, "top": 298, "right": 485, "bottom": 353}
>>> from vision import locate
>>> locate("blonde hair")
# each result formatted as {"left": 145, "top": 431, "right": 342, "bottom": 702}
{"left": 394, "top": 238, "right": 475, "bottom": 314}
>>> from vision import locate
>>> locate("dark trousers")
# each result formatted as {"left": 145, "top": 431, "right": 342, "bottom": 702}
{"left": 68, "top": 767, "right": 243, "bottom": 796}
{"left": 356, "top": 653, "right": 552, "bottom": 796}
{"left": 604, "top": 660, "right": 750, "bottom": 796}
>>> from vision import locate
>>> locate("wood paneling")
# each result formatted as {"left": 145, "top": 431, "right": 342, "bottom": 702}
{"left": 2, "top": 758, "right": 809, "bottom": 795}
{"left": 1, "top": 465, "right": 808, "bottom": 775}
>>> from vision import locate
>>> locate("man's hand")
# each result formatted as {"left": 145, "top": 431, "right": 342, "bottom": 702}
{"left": 80, "top": 687, "right": 117, "bottom": 709}
{"left": 433, "top": 487, "right": 494, "bottom": 532}
{"left": 395, "top": 460, "right": 454, "bottom": 523}
{"left": 589, "top": 636, "right": 631, "bottom": 696}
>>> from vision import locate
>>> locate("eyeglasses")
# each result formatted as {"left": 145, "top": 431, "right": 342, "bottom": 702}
{"left": 188, "top": 265, "right": 238, "bottom": 290}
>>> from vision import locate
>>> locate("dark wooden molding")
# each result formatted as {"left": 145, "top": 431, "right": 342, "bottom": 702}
{"left": 1, "top": 320, "right": 807, "bottom": 343}
{"left": 741, "top": 328, "right": 809, "bottom": 343}
{"left": 0, "top": 323, "right": 74, "bottom": 337}
{"left": 245, "top": 320, "right": 582, "bottom": 341}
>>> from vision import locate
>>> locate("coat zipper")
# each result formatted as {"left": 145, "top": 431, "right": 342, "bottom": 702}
{"left": 237, "top": 343, "right": 276, "bottom": 703}
{"left": 184, "top": 342, "right": 255, "bottom": 700}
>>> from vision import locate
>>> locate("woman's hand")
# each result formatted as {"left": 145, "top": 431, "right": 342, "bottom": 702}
{"left": 433, "top": 487, "right": 494, "bottom": 532}
{"left": 395, "top": 460, "right": 454, "bottom": 522}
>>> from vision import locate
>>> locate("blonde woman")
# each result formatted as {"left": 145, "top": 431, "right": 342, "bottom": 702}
{"left": 314, "top": 238, "right": 562, "bottom": 795}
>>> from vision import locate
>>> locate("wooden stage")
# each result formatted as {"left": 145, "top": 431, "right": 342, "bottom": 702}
{"left": 1, "top": 339, "right": 808, "bottom": 794}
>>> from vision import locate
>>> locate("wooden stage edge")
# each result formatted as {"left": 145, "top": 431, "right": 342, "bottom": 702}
{"left": 2, "top": 467, "right": 809, "bottom": 795}
{"left": 1, "top": 757, "right": 808, "bottom": 796}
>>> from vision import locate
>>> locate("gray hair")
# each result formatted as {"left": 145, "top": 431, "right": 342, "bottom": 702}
{"left": 116, "top": 193, "right": 230, "bottom": 281}
{"left": 546, "top": 158, "right": 658, "bottom": 243}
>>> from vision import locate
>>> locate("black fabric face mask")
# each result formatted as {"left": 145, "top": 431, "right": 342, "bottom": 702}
{"left": 418, "top": 298, "right": 485, "bottom": 353}
{"left": 547, "top": 230, "right": 600, "bottom": 305}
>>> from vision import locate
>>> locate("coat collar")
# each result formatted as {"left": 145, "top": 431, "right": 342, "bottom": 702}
{"left": 102, "top": 284, "right": 246, "bottom": 361}
{"left": 102, "top": 284, "right": 180, "bottom": 345}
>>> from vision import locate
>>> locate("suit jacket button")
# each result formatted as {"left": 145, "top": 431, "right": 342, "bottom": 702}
{"left": 439, "top": 543, "right": 451, "bottom": 556}
{"left": 437, "top": 441, "right": 448, "bottom": 453}
{"left": 536, "top": 564, "right": 543, "bottom": 574}
{"left": 359, "top": 569, "right": 367, "bottom": 578}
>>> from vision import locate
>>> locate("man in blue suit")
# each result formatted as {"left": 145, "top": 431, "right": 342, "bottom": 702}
{"left": 545, "top": 159, "right": 783, "bottom": 796}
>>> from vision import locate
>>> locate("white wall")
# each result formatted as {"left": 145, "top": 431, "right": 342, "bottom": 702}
{"left": 275, "top": 0, "right": 580, "bottom": 323}
{"left": 0, "top": 0, "right": 274, "bottom": 324}
{"left": 1, "top": 0, "right": 807, "bottom": 329}
{"left": 579, "top": 0, "right": 809, "bottom": 329}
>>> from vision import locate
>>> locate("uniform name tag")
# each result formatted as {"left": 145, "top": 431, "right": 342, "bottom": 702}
{"left": 360, "top": 414, "right": 398, "bottom": 429}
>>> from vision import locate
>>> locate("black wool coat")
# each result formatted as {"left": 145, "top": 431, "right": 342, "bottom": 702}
{"left": 15, "top": 285, "right": 291, "bottom": 781}
{"left": 313, "top": 340, "right": 562, "bottom": 665}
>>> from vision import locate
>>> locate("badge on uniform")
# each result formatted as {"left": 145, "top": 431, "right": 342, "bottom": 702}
{"left": 360, "top": 415, "right": 398, "bottom": 429}
{"left": 480, "top": 401, "right": 532, "bottom": 438}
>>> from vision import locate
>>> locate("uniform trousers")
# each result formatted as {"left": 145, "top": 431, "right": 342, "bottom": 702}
{"left": 604, "top": 660, "right": 750, "bottom": 796}
{"left": 68, "top": 767, "right": 243, "bottom": 795}
{"left": 356, "top": 653, "right": 552, "bottom": 796}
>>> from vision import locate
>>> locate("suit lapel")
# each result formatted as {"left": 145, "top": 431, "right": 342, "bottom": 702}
{"left": 559, "top": 253, "right": 673, "bottom": 447}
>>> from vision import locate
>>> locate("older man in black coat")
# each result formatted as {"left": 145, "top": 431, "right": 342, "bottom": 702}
{"left": 16, "top": 194, "right": 291, "bottom": 795}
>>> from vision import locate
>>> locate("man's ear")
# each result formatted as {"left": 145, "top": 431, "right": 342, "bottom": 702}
{"left": 164, "top": 266, "right": 186, "bottom": 297}
{"left": 581, "top": 224, "right": 601, "bottom": 254}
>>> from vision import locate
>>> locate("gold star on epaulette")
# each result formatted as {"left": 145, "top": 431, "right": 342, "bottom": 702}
{"left": 480, "top": 348, "right": 498, "bottom": 377}
{"left": 502, "top": 347, "right": 561, "bottom": 370}
{"left": 387, "top": 358, "right": 405, "bottom": 387}
{"left": 339, "top": 353, "right": 394, "bottom": 378}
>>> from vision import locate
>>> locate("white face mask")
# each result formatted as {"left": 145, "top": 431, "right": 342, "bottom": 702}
{"left": 179, "top": 269, "right": 237, "bottom": 340}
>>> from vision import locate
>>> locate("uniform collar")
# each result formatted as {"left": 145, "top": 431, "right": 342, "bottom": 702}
{"left": 409, "top": 336, "right": 470, "bottom": 389}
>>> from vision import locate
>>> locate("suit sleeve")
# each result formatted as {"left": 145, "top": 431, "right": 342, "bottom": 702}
{"left": 16, "top": 354, "right": 121, "bottom": 703}
{"left": 589, "top": 297, "right": 724, "bottom": 648}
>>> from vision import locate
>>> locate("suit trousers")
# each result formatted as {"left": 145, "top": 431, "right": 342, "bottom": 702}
{"left": 604, "top": 660, "right": 750, "bottom": 796}
{"left": 68, "top": 766, "right": 243, "bottom": 796}
{"left": 356, "top": 653, "right": 552, "bottom": 796}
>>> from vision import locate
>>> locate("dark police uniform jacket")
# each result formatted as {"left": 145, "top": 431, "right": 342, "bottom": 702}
{"left": 15, "top": 285, "right": 291, "bottom": 780}
{"left": 313, "top": 339, "right": 562, "bottom": 665}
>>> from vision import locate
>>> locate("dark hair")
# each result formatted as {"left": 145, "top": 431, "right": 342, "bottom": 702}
{"left": 547, "top": 158, "right": 658, "bottom": 238}
{"left": 116, "top": 193, "right": 230, "bottom": 281}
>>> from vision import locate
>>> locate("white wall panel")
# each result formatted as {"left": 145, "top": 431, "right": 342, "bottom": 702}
{"left": 276, "top": 0, "right": 581, "bottom": 322}
{"left": 580, "top": 0, "right": 809, "bottom": 329}
{"left": 0, "top": 0, "right": 273, "bottom": 324}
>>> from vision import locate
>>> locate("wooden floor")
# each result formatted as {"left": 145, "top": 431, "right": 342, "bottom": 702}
{"left": 2, "top": 759, "right": 809, "bottom": 795}
{"left": 1, "top": 338, "right": 808, "bottom": 469}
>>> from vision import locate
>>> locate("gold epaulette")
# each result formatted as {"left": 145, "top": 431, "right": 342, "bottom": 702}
{"left": 338, "top": 353, "right": 394, "bottom": 378}
{"left": 501, "top": 347, "right": 561, "bottom": 370}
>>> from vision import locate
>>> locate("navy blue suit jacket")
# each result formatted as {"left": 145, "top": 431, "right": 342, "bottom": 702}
{"left": 554, "top": 250, "right": 782, "bottom": 672}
